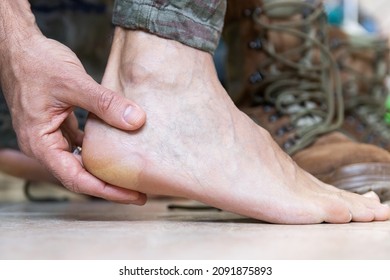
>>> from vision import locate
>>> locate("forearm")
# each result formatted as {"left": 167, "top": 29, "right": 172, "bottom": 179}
{"left": 0, "top": 0, "right": 42, "bottom": 60}
{"left": 0, "top": 0, "right": 43, "bottom": 96}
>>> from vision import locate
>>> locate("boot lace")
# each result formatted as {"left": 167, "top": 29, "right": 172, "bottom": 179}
{"left": 248, "top": 0, "right": 344, "bottom": 154}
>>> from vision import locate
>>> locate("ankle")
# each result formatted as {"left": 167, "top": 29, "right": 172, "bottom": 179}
{"left": 106, "top": 27, "right": 217, "bottom": 90}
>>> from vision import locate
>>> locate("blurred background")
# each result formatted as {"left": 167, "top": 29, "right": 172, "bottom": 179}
{"left": 325, "top": 0, "right": 390, "bottom": 36}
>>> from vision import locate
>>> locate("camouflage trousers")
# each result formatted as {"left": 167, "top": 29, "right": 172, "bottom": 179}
{"left": 113, "top": 0, "right": 226, "bottom": 53}
{"left": 0, "top": 0, "right": 226, "bottom": 149}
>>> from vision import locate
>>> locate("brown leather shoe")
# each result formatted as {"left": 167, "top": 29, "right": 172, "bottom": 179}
{"left": 224, "top": 0, "right": 390, "bottom": 200}
{"left": 328, "top": 26, "right": 390, "bottom": 150}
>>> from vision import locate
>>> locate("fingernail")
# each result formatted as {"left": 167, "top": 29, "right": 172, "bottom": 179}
{"left": 123, "top": 106, "right": 143, "bottom": 126}
{"left": 127, "top": 191, "right": 140, "bottom": 202}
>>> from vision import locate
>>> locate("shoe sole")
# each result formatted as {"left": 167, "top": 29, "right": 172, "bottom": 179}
{"left": 318, "top": 162, "right": 390, "bottom": 202}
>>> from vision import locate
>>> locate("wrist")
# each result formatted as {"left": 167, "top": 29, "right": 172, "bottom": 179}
{"left": 0, "top": 0, "right": 44, "bottom": 87}
{"left": 0, "top": 0, "right": 42, "bottom": 51}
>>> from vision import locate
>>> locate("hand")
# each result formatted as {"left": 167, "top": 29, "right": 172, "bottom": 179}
{"left": 0, "top": 34, "right": 147, "bottom": 204}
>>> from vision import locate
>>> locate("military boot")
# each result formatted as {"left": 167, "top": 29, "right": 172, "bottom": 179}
{"left": 328, "top": 26, "right": 390, "bottom": 150}
{"left": 223, "top": 0, "right": 390, "bottom": 200}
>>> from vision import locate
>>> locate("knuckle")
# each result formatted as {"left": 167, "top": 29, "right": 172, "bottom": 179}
{"left": 49, "top": 162, "right": 83, "bottom": 195}
{"left": 97, "top": 90, "right": 116, "bottom": 114}
{"left": 63, "top": 178, "right": 82, "bottom": 194}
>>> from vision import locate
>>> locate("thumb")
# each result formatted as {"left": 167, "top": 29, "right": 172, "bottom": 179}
{"left": 67, "top": 78, "right": 146, "bottom": 131}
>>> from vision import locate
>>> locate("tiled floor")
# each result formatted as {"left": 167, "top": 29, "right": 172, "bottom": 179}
{"left": 1, "top": 173, "right": 390, "bottom": 260}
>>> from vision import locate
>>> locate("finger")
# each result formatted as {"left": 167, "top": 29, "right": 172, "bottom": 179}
{"left": 60, "top": 113, "right": 84, "bottom": 147}
{"left": 44, "top": 149, "right": 147, "bottom": 205}
{"left": 64, "top": 77, "right": 146, "bottom": 131}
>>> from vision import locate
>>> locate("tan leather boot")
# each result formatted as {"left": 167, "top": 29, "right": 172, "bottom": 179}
{"left": 328, "top": 26, "right": 390, "bottom": 150}
{"left": 223, "top": 0, "right": 390, "bottom": 200}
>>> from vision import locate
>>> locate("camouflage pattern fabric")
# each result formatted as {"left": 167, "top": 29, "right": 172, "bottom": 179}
{"left": 112, "top": 0, "right": 226, "bottom": 54}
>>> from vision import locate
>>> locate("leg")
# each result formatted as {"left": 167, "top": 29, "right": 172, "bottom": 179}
{"left": 0, "top": 149, "right": 57, "bottom": 183}
{"left": 82, "top": 1, "right": 390, "bottom": 224}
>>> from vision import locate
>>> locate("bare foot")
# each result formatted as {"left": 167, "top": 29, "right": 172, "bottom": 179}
{"left": 82, "top": 28, "right": 390, "bottom": 224}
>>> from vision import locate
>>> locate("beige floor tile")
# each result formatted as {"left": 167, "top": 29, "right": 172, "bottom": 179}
{"left": 1, "top": 197, "right": 390, "bottom": 260}
{"left": 0, "top": 172, "right": 90, "bottom": 202}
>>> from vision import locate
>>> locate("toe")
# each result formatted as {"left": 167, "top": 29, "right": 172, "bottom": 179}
{"left": 372, "top": 204, "right": 390, "bottom": 221}
{"left": 362, "top": 191, "right": 381, "bottom": 202}
{"left": 341, "top": 191, "right": 389, "bottom": 222}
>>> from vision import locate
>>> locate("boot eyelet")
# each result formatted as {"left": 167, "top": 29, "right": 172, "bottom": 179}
{"left": 249, "top": 71, "right": 264, "bottom": 84}
{"left": 243, "top": 9, "right": 252, "bottom": 17}
{"left": 248, "top": 38, "right": 262, "bottom": 50}
{"left": 356, "top": 123, "right": 366, "bottom": 132}
{"left": 283, "top": 138, "right": 296, "bottom": 150}
{"left": 268, "top": 113, "right": 280, "bottom": 123}
{"left": 263, "top": 104, "right": 272, "bottom": 112}
{"left": 243, "top": 7, "right": 262, "bottom": 17}
{"left": 285, "top": 123, "right": 295, "bottom": 132}
{"left": 276, "top": 126, "right": 287, "bottom": 137}
{"left": 253, "top": 7, "right": 263, "bottom": 16}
